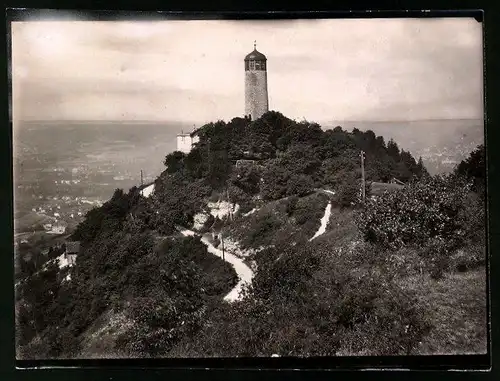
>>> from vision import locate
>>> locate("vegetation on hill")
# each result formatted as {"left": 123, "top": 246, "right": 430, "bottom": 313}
{"left": 151, "top": 111, "right": 427, "bottom": 234}
{"left": 15, "top": 111, "right": 486, "bottom": 358}
{"left": 17, "top": 187, "right": 237, "bottom": 359}
{"left": 169, "top": 143, "right": 485, "bottom": 356}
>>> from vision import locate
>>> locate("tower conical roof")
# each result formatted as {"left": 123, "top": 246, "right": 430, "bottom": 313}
{"left": 245, "top": 42, "right": 266, "bottom": 61}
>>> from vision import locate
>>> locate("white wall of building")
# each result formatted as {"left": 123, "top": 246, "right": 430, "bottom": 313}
{"left": 176, "top": 134, "right": 199, "bottom": 154}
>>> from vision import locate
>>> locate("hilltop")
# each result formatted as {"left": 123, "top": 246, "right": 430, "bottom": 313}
{"left": 15, "top": 111, "right": 486, "bottom": 359}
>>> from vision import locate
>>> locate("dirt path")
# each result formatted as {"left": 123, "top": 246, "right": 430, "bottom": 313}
{"left": 309, "top": 202, "right": 332, "bottom": 241}
{"left": 309, "top": 189, "right": 335, "bottom": 241}
{"left": 179, "top": 228, "right": 254, "bottom": 303}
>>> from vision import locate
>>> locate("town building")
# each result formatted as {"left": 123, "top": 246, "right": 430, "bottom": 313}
{"left": 50, "top": 221, "right": 67, "bottom": 234}
{"left": 64, "top": 241, "right": 80, "bottom": 267}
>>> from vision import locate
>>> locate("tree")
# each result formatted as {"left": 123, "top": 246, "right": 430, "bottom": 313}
{"left": 416, "top": 157, "right": 429, "bottom": 179}
{"left": 164, "top": 151, "right": 186, "bottom": 173}
{"left": 387, "top": 139, "right": 401, "bottom": 161}
{"left": 184, "top": 148, "right": 206, "bottom": 178}
{"left": 229, "top": 165, "right": 261, "bottom": 195}
{"left": 455, "top": 144, "right": 485, "bottom": 195}
{"left": 286, "top": 174, "right": 313, "bottom": 197}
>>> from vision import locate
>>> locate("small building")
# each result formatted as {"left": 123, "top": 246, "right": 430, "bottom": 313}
{"left": 64, "top": 241, "right": 80, "bottom": 267}
{"left": 389, "top": 177, "right": 405, "bottom": 185}
{"left": 140, "top": 182, "right": 155, "bottom": 198}
{"left": 369, "top": 181, "right": 404, "bottom": 198}
{"left": 176, "top": 129, "right": 200, "bottom": 154}
{"left": 50, "top": 221, "right": 67, "bottom": 234}
{"left": 236, "top": 159, "right": 256, "bottom": 168}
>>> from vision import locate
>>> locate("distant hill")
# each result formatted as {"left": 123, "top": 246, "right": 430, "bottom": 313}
{"left": 324, "top": 119, "right": 484, "bottom": 174}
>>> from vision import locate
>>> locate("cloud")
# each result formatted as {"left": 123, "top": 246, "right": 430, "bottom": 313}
{"left": 11, "top": 17, "right": 483, "bottom": 123}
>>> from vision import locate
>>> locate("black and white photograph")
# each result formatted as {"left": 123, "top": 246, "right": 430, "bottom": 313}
{"left": 11, "top": 12, "right": 487, "bottom": 361}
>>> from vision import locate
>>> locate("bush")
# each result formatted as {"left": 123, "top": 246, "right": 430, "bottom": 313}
{"left": 450, "top": 243, "right": 486, "bottom": 273}
{"left": 243, "top": 214, "right": 281, "bottom": 247}
{"left": 118, "top": 297, "right": 208, "bottom": 357}
{"left": 252, "top": 243, "right": 321, "bottom": 300}
{"left": 337, "top": 175, "right": 361, "bottom": 207}
{"left": 334, "top": 275, "right": 432, "bottom": 355}
{"left": 356, "top": 174, "right": 472, "bottom": 251}
{"left": 177, "top": 243, "right": 431, "bottom": 357}
{"left": 286, "top": 174, "right": 313, "bottom": 197}
{"left": 421, "top": 237, "right": 451, "bottom": 280}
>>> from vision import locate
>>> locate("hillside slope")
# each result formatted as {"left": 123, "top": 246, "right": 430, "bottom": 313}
{"left": 15, "top": 112, "right": 486, "bottom": 359}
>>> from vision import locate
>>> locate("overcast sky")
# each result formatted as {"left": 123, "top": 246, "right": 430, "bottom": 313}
{"left": 11, "top": 17, "right": 483, "bottom": 124}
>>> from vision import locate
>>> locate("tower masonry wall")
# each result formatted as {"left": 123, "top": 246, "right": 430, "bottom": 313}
{"left": 245, "top": 70, "right": 269, "bottom": 120}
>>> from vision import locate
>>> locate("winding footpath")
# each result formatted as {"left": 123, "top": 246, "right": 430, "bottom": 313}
{"left": 309, "top": 189, "right": 335, "bottom": 241}
{"left": 309, "top": 202, "right": 332, "bottom": 241}
{"left": 175, "top": 188, "right": 335, "bottom": 300}
{"left": 179, "top": 228, "right": 254, "bottom": 303}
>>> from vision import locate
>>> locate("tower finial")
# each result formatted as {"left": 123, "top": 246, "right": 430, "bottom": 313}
{"left": 254, "top": 40, "right": 256, "bottom": 50}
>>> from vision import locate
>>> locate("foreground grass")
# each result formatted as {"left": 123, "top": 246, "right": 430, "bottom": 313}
{"left": 398, "top": 267, "right": 487, "bottom": 355}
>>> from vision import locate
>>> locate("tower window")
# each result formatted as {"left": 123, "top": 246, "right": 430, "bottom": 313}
{"left": 249, "top": 61, "right": 255, "bottom": 70}
{"left": 255, "top": 61, "right": 261, "bottom": 70}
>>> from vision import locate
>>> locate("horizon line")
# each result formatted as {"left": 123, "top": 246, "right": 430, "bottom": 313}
{"left": 324, "top": 117, "right": 484, "bottom": 123}
{"left": 16, "top": 117, "right": 483, "bottom": 124}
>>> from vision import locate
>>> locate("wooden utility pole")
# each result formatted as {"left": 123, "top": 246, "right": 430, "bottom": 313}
{"left": 140, "top": 170, "right": 144, "bottom": 187}
{"left": 360, "top": 150, "right": 366, "bottom": 203}
{"left": 221, "top": 232, "right": 225, "bottom": 261}
{"left": 226, "top": 187, "right": 233, "bottom": 221}
{"left": 207, "top": 138, "right": 211, "bottom": 174}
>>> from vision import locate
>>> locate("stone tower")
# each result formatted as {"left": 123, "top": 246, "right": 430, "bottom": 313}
{"left": 244, "top": 41, "right": 269, "bottom": 121}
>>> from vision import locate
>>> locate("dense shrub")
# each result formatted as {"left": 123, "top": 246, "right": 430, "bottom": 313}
{"left": 252, "top": 243, "right": 321, "bottom": 300}
{"left": 243, "top": 214, "right": 281, "bottom": 248}
{"left": 450, "top": 242, "right": 486, "bottom": 273}
{"left": 173, "top": 243, "right": 431, "bottom": 357}
{"left": 110, "top": 236, "right": 236, "bottom": 356}
{"left": 356, "top": 174, "right": 472, "bottom": 250}
{"left": 336, "top": 174, "right": 361, "bottom": 207}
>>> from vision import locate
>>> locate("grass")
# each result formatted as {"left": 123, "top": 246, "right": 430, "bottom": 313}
{"left": 397, "top": 267, "right": 487, "bottom": 355}
{"left": 312, "top": 204, "right": 360, "bottom": 248}
{"left": 224, "top": 192, "right": 330, "bottom": 250}
{"left": 77, "top": 309, "right": 135, "bottom": 359}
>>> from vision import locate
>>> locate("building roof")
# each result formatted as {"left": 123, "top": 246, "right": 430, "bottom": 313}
{"left": 190, "top": 127, "right": 202, "bottom": 137}
{"left": 66, "top": 241, "right": 80, "bottom": 254}
{"left": 244, "top": 49, "right": 267, "bottom": 61}
{"left": 370, "top": 182, "right": 404, "bottom": 196}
